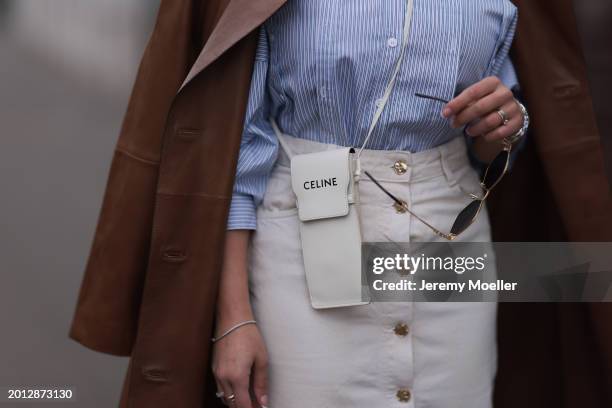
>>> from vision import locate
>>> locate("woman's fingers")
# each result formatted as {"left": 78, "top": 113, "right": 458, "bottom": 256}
{"left": 453, "top": 85, "right": 514, "bottom": 130}
{"left": 482, "top": 100, "right": 523, "bottom": 142}
{"left": 440, "top": 75, "right": 522, "bottom": 144}
{"left": 216, "top": 371, "right": 251, "bottom": 408}
{"left": 465, "top": 97, "right": 519, "bottom": 137}
{"left": 484, "top": 118, "right": 523, "bottom": 143}
{"left": 214, "top": 378, "right": 225, "bottom": 402}
{"left": 251, "top": 353, "right": 269, "bottom": 407}
{"left": 231, "top": 375, "right": 253, "bottom": 408}
{"left": 214, "top": 356, "right": 251, "bottom": 407}
{"left": 442, "top": 76, "right": 500, "bottom": 119}
{"left": 217, "top": 378, "right": 234, "bottom": 406}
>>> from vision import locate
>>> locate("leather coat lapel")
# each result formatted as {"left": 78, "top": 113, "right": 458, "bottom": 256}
{"left": 180, "top": 0, "right": 287, "bottom": 91}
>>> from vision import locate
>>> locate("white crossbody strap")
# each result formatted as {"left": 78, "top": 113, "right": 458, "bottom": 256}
{"left": 357, "top": 0, "right": 414, "bottom": 159}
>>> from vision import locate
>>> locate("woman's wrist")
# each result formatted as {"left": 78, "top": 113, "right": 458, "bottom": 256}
{"left": 212, "top": 319, "right": 257, "bottom": 343}
{"left": 216, "top": 299, "right": 255, "bottom": 330}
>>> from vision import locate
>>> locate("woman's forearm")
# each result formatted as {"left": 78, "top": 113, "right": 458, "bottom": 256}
{"left": 216, "top": 230, "right": 254, "bottom": 332}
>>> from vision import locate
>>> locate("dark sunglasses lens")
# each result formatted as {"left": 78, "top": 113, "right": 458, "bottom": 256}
{"left": 483, "top": 150, "right": 509, "bottom": 189}
{"left": 450, "top": 200, "right": 481, "bottom": 236}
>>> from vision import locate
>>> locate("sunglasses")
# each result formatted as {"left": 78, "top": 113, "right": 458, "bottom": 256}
{"left": 363, "top": 92, "right": 513, "bottom": 241}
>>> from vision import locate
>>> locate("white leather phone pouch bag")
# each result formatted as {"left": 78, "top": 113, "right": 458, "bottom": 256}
{"left": 289, "top": 148, "right": 370, "bottom": 309}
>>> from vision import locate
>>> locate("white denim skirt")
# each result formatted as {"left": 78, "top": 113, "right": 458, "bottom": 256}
{"left": 248, "top": 134, "right": 497, "bottom": 408}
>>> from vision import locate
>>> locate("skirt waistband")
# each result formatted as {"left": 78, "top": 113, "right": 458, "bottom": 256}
{"left": 275, "top": 132, "right": 472, "bottom": 184}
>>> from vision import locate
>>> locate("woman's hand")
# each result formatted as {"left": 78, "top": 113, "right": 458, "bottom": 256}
{"left": 442, "top": 76, "right": 523, "bottom": 162}
{"left": 212, "top": 323, "right": 269, "bottom": 408}
{"left": 214, "top": 230, "right": 268, "bottom": 408}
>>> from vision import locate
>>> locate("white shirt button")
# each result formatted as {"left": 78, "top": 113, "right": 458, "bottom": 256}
{"left": 387, "top": 37, "right": 398, "bottom": 48}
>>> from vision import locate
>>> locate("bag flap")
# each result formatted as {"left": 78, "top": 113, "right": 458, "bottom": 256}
{"left": 290, "top": 148, "right": 354, "bottom": 221}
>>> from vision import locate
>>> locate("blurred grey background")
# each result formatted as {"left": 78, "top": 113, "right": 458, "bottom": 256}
{"left": 0, "top": 1, "right": 158, "bottom": 406}
{"left": 0, "top": 1, "right": 610, "bottom": 407}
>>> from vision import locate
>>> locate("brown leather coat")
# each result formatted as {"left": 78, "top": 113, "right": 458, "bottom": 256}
{"left": 69, "top": 0, "right": 612, "bottom": 406}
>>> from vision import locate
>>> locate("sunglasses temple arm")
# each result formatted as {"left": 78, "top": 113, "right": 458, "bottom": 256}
{"left": 364, "top": 171, "right": 454, "bottom": 240}
{"left": 414, "top": 93, "right": 450, "bottom": 104}
{"left": 404, "top": 207, "right": 455, "bottom": 240}
{"left": 363, "top": 171, "right": 405, "bottom": 206}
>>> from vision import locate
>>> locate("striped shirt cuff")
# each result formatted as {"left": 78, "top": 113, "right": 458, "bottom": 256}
{"left": 227, "top": 193, "right": 258, "bottom": 230}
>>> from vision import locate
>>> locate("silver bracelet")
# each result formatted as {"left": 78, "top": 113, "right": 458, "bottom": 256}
{"left": 211, "top": 320, "right": 257, "bottom": 343}
{"left": 504, "top": 97, "right": 530, "bottom": 145}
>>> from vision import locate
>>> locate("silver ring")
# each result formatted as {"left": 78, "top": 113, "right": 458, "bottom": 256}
{"left": 226, "top": 394, "right": 236, "bottom": 403}
{"left": 215, "top": 391, "right": 225, "bottom": 398}
{"left": 496, "top": 109, "right": 510, "bottom": 126}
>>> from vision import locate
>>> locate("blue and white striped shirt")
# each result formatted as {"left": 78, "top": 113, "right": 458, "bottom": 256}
{"left": 228, "top": 0, "right": 519, "bottom": 230}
